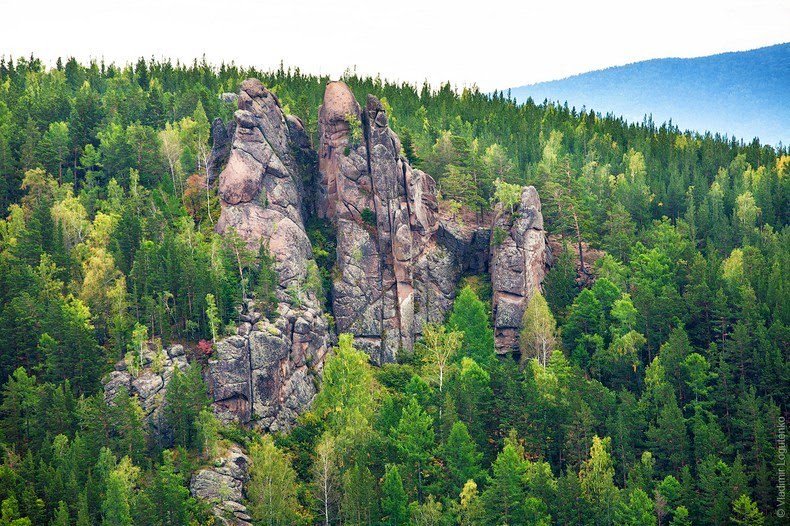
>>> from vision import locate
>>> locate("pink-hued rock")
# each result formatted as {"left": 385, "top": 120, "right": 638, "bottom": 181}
{"left": 490, "top": 186, "right": 550, "bottom": 353}
{"left": 317, "top": 83, "right": 460, "bottom": 363}
{"left": 212, "top": 79, "right": 329, "bottom": 431}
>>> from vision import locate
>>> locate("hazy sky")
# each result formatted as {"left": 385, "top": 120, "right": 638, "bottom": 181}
{"left": 1, "top": 0, "right": 788, "bottom": 90}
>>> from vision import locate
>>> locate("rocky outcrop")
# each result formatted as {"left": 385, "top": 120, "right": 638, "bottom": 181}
{"left": 207, "top": 78, "right": 548, "bottom": 426}
{"left": 103, "top": 344, "right": 188, "bottom": 441}
{"left": 216, "top": 78, "right": 311, "bottom": 253}
{"left": 490, "top": 186, "right": 549, "bottom": 353}
{"left": 317, "top": 82, "right": 466, "bottom": 363}
{"left": 208, "top": 299, "right": 328, "bottom": 432}
{"left": 211, "top": 79, "right": 329, "bottom": 431}
{"left": 190, "top": 444, "right": 251, "bottom": 526}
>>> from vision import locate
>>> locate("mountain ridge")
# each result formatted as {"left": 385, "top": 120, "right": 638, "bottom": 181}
{"left": 508, "top": 43, "right": 790, "bottom": 145}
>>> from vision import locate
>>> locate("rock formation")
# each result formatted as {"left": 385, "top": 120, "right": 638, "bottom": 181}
{"left": 104, "top": 344, "right": 188, "bottom": 441}
{"left": 211, "top": 79, "right": 329, "bottom": 431}
{"left": 489, "top": 186, "right": 549, "bottom": 353}
{"left": 190, "top": 444, "right": 251, "bottom": 526}
{"left": 207, "top": 298, "right": 328, "bottom": 431}
{"left": 203, "top": 78, "right": 548, "bottom": 425}
{"left": 316, "top": 82, "right": 469, "bottom": 363}
{"left": 102, "top": 78, "right": 551, "bottom": 522}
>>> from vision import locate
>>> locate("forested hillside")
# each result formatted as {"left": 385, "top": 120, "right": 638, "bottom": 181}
{"left": 508, "top": 43, "right": 790, "bottom": 146}
{"left": 0, "top": 56, "right": 787, "bottom": 525}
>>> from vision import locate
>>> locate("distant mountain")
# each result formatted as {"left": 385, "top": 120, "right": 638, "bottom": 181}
{"left": 508, "top": 43, "right": 790, "bottom": 145}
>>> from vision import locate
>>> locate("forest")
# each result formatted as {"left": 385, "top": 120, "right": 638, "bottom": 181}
{"left": 0, "top": 55, "right": 787, "bottom": 525}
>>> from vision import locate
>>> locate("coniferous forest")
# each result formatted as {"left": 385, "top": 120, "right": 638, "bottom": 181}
{"left": 0, "top": 56, "right": 787, "bottom": 525}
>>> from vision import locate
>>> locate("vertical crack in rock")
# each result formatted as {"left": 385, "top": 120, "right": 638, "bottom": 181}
{"left": 489, "top": 186, "right": 550, "bottom": 354}
{"left": 317, "top": 82, "right": 471, "bottom": 363}
{"left": 210, "top": 79, "right": 329, "bottom": 432}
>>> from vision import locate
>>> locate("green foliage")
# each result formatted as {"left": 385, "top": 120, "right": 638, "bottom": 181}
{"left": 253, "top": 241, "right": 279, "bottom": 319}
{"left": 0, "top": 55, "right": 786, "bottom": 524}
{"left": 480, "top": 441, "right": 531, "bottom": 525}
{"left": 490, "top": 226, "right": 508, "bottom": 246}
{"left": 313, "top": 334, "right": 376, "bottom": 431}
{"left": 442, "top": 421, "right": 485, "bottom": 497}
{"left": 543, "top": 244, "right": 578, "bottom": 317}
{"left": 381, "top": 465, "right": 408, "bottom": 526}
{"left": 247, "top": 435, "right": 305, "bottom": 526}
{"left": 396, "top": 397, "right": 435, "bottom": 499}
{"left": 730, "top": 494, "right": 765, "bottom": 526}
{"left": 447, "top": 286, "right": 496, "bottom": 368}
{"left": 580, "top": 436, "right": 618, "bottom": 525}
{"left": 164, "top": 363, "right": 210, "bottom": 450}
{"left": 360, "top": 207, "right": 376, "bottom": 227}
{"left": 492, "top": 178, "right": 521, "bottom": 213}
{"left": 519, "top": 291, "right": 557, "bottom": 366}
{"left": 204, "top": 293, "right": 220, "bottom": 342}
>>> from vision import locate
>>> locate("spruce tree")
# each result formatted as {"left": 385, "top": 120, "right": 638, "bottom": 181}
{"left": 381, "top": 465, "right": 408, "bottom": 526}
{"left": 447, "top": 286, "right": 496, "bottom": 368}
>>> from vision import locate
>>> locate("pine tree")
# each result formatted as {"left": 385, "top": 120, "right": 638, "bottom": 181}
{"left": 442, "top": 421, "right": 485, "bottom": 496}
{"left": 396, "top": 397, "right": 435, "bottom": 501}
{"left": 543, "top": 243, "right": 578, "bottom": 318}
{"left": 341, "top": 462, "right": 376, "bottom": 526}
{"left": 646, "top": 394, "right": 688, "bottom": 475}
{"left": 52, "top": 500, "right": 70, "bottom": 526}
{"left": 0, "top": 367, "right": 39, "bottom": 447}
{"left": 146, "top": 451, "right": 197, "bottom": 526}
{"left": 381, "top": 465, "right": 408, "bottom": 526}
{"left": 164, "top": 363, "right": 209, "bottom": 450}
{"left": 563, "top": 289, "right": 603, "bottom": 352}
{"left": 447, "top": 286, "right": 496, "bottom": 368}
{"left": 75, "top": 492, "right": 91, "bottom": 526}
{"left": 729, "top": 494, "right": 765, "bottom": 526}
{"left": 669, "top": 506, "right": 692, "bottom": 526}
{"left": 481, "top": 442, "right": 529, "bottom": 525}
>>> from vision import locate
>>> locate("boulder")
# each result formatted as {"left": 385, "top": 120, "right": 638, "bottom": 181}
{"left": 190, "top": 445, "right": 252, "bottom": 526}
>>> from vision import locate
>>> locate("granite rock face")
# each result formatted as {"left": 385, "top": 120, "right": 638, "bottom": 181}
{"left": 103, "top": 344, "right": 188, "bottom": 442}
{"left": 490, "top": 186, "right": 549, "bottom": 353}
{"left": 190, "top": 444, "right": 252, "bottom": 526}
{"left": 211, "top": 79, "right": 329, "bottom": 431}
{"left": 317, "top": 82, "right": 472, "bottom": 363}
{"left": 207, "top": 299, "right": 328, "bottom": 432}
